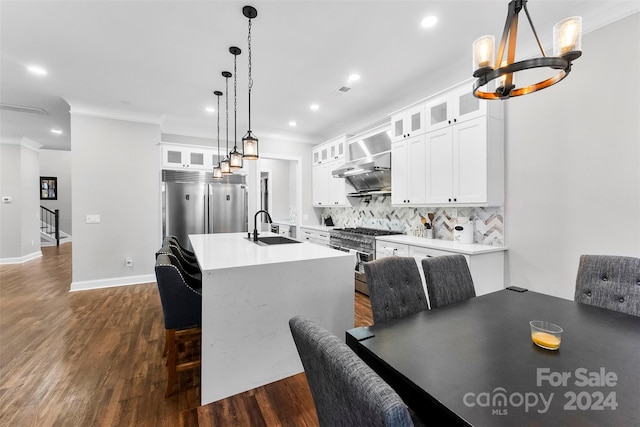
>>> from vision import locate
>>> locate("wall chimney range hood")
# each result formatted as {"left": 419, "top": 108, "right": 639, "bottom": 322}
{"left": 332, "top": 124, "right": 393, "bottom": 198}
{"left": 332, "top": 152, "right": 391, "bottom": 197}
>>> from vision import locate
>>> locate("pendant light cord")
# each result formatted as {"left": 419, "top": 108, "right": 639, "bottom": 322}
{"left": 225, "top": 74, "right": 229, "bottom": 154}
{"left": 234, "top": 51, "right": 238, "bottom": 148}
{"left": 217, "top": 93, "right": 220, "bottom": 163}
{"left": 247, "top": 17, "right": 253, "bottom": 132}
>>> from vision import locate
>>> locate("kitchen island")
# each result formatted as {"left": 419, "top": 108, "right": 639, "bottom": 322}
{"left": 190, "top": 232, "right": 355, "bottom": 405}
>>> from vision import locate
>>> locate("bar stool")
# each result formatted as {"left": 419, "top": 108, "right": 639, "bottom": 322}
{"left": 154, "top": 253, "right": 202, "bottom": 397}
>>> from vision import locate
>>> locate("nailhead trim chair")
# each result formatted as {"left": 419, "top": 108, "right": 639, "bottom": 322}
{"left": 421, "top": 255, "right": 476, "bottom": 309}
{"left": 363, "top": 257, "right": 428, "bottom": 324}
{"left": 155, "top": 253, "right": 202, "bottom": 397}
{"left": 163, "top": 235, "right": 198, "bottom": 264}
{"left": 289, "top": 315, "right": 415, "bottom": 427}
{"left": 574, "top": 255, "right": 640, "bottom": 317}
{"left": 156, "top": 244, "right": 202, "bottom": 286}
{"left": 162, "top": 236, "right": 198, "bottom": 266}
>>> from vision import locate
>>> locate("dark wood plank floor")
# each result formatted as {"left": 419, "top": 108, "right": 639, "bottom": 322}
{"left": 0, "top": 243, "right": 373, "bottom": 426}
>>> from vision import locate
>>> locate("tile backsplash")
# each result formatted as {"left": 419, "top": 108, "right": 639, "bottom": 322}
{"left": 323, "top": 196, "right": 504, "bottom": 246}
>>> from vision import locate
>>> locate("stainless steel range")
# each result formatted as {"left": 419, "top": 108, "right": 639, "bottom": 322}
{"left": 329, "top": 227, "right": 403, "bottom": 295}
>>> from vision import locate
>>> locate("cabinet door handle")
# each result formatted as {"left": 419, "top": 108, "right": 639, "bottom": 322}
{"left": 453, "top": 118, "right": 457, "bottom": 123}
{"left": 448, "top": 198, "right": 452, "bottom": 202}
{"left": 453, "top": 198, "right": 457, "bottom": 202}
{"left": 448, "top": 120, "right": 451, "bottom": 124}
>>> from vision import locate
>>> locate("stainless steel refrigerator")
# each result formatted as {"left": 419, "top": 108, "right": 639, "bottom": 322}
{"left": 162, "top": 170, "right": 248, "bottom": 249}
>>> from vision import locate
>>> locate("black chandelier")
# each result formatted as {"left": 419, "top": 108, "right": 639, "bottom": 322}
{"left": 242, "top": 5, "right": 259, "bottom": 160}
{"left": 472, "top": 0, "right": 582, "bottom": 99}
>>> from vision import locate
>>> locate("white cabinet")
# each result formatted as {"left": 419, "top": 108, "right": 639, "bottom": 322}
{"left": 388, "top": 79, "right": 504, "bottom": 208}
{"left": 312, "top": 160, "right": 349, "bottom": 207}
{"left": 425, "top": 83, "right": 491, "bottom": 132}
{"left": 391, "top": 103, "right": 426, "bottom": 142}
{"left": 313, "top": 135, "right": 346, "bottom": 165}
{"left": 391, "top": 135, "right": 427, "bottom": 205}
{"left": 312, "top": 135, "right": 349, "bottom": 207}
{"left": 376, "top": 236, "right": 506, "bottom": 299}
{"left": 425, "top": 116, "right": 503, "bottom": 206}
{"left": 408, "top": 245, "right": 504, "bottom": 297}
{"left": 162, "top": 145, "right": 213, "bottom": 170}
{"left": 299, "top": 227, "right": 331, "bottom": 246}
{"left": 375, "top": 242, "right": 409, "bottom": 258}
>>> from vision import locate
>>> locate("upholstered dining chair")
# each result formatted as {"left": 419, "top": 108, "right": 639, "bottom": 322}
{"left": 574, "top": 255, "right": 640, "bottom": 316}
{"left": 363, "top": 257, "right": 428, "bottom": 324}
{"left": 421, "top": 255, "right": 476, "bottom": 309}
{"left": 289, "top": 315, "right": 416, "bottom": 427}
{"left": 155, "top": 254, "right": 202, "bottom": 397}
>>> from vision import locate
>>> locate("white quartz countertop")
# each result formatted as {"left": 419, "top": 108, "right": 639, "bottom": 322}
{"left": 298, "top": 225, "right": 335, "bottom": 232}
{"left": 190, "top": 232, "right": 349, "bottom": 271}
{"left": 375, "top": 234, "right": 507, "bottom": 255}
{"left": 271, "top": 220, "right": 297, "bottom": 226}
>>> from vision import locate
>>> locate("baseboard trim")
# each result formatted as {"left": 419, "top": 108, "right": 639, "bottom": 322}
{"left": 70, "top": 274, "right": 156, "bottom": 292}
{"left": 0, "top": 251, "right": 43, "bottom": 265}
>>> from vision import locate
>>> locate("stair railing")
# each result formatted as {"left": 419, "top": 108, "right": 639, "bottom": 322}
{"left": 40, "top": 206, "right": 60, "bottom": 246}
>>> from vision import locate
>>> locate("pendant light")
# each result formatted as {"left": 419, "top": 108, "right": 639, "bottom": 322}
{"left": 221, "top": 71, "right": 232, "bottom": 175}
{"left": 229, "top": 46, "right": 243, "bottom": 169}
{"left": 212, "top": 90, "right": 223, "bottom": 179}
{"left": 242, "top": 5, "right": 259, "bottom": 160}
{"left": 472, "top": 0, "right": 582, "bottom": 99}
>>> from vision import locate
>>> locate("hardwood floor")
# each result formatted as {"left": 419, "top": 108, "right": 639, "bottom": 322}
{"left": 0, "top": 244, "right": 373, "bottom": 426}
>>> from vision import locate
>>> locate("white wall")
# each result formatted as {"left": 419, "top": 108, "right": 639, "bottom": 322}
{"left": 260, "top": 158, "right": 291, "bottom": 221}
{"left": 504, "top": 13, "right": 640, "bottom": 299}
{"left": 70, "top": 114, "right": 161, "bottom": 290}
{"left": 0, "top": 140, "right": 42, "bottom": 262}
{"left": 40, "top": 149, "right": 72, "bottom": 235}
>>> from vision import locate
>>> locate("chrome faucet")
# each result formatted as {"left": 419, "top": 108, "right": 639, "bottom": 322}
{"left": 252, "top": 209, "right": 272, "bottom": 241}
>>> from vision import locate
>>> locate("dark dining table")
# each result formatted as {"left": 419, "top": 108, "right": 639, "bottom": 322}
{"left": 346, "top": 289, "right": 640, "bottom": 426}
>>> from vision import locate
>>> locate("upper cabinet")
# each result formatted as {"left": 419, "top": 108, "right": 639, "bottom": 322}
{"left": 312, "top": 135, "right": 349, "bottom": 207}
{"left": 391, "top": 80, "right": 504, "bottom": 207}
{"left": 391, "top": 103, "right": 426, "bottom": 142}
{"left": 312, "top": 135, "right": 345, "bottom": 166}
{"left": 162, "top": 145, "right": 216, "bottom": 171}
{"left": 425, "top": 82, "right": 503, "bottom": 133}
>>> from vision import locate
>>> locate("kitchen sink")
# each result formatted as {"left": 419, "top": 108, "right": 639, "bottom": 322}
{"left": 252, "top": 236, "right": 302, "bottom": 246}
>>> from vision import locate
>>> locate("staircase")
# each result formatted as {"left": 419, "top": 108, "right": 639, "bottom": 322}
{"left": 40, "top": 206, "right": 71, "bottom": 246}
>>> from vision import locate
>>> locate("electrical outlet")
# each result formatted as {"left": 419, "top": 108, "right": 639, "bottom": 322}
{"left": 125, "top": 257, "right": 133, "bottom": 267}
{"left": 451, "top": 208, "right": 458, "bottom": 219}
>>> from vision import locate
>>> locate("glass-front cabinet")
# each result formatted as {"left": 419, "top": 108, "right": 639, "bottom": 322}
{"left": 391, "top": 103, "right": 426, "bottom": 142}
{"left": 425, "top": 82, "right": 489, "bottom": 132}
{"left": 162, "top": 145, "right": 213, "bottom": 170}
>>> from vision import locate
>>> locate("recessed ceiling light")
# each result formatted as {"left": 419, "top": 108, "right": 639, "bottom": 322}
{"left": 310, "top": 104, "right": 319, "bottom": 111}
{"left": 288, "top": 121, "right": 297, "bottom": 127}
{"left": 51, "top": 128, "right": 62, "bottom": 135}
{"left": 421, "top": 16, "right": 438, "bottom": 28}
{"left": 205, "top": 106, "right": 215, "bottom": 113}
{"left": 348, "top": 73, "right": 361, "bottom": 82}
{"left": 27, "top": 65, "right": 47, "bottom": 76}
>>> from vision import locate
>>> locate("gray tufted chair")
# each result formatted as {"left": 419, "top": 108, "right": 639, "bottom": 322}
{"left": 574, "top": 255, "right": 640, "bottom": 316}
{"left": 289, "top": 315, "right": 415, "bottom": 427}
{"left": 363, "top": 257, "right": 428, "bottom": 324}
{"left": 421, "top": 255, "right": 476, "bottom": 309}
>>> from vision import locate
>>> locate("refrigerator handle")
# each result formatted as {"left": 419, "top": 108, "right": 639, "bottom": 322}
{"left": 204, "top": 193, "right": 208, "bottom": 233}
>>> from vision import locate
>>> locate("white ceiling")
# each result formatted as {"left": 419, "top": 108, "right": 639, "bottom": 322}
{"left": 1, "top": 0, "right": 637, "bottom": 151}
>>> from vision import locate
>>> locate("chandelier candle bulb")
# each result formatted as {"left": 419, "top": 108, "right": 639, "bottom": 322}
{"left": 473, "top": 35, "right": 495, "bottom": 71}
{"left": 554, "top": 16, "right": 582, "bottom": 57}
